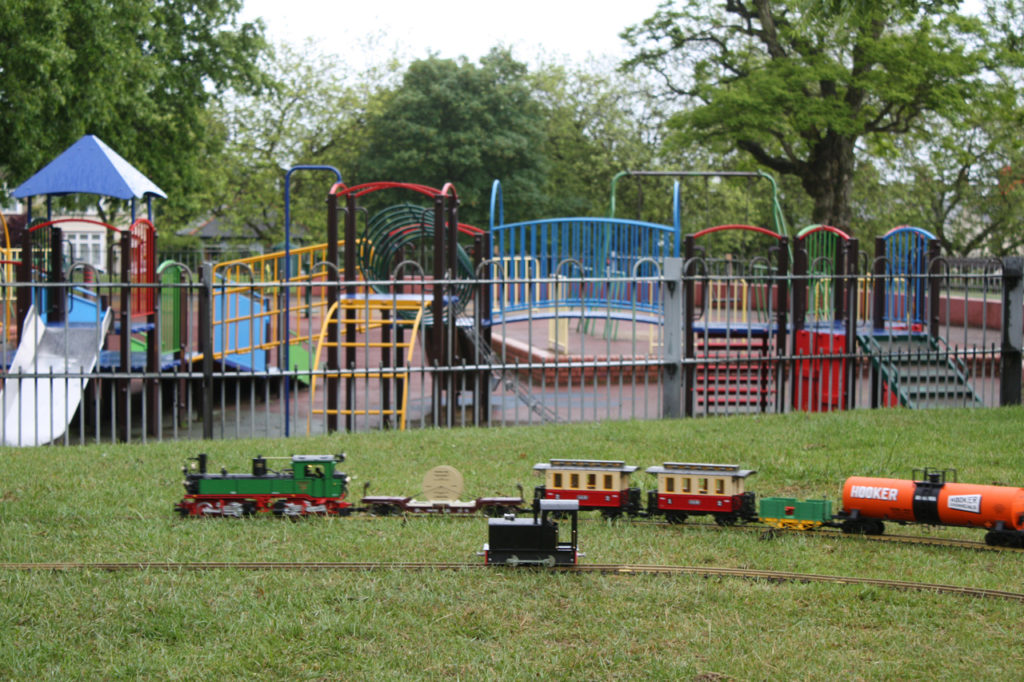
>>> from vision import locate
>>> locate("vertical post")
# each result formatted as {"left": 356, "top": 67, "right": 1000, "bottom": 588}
{"left": 118, "top": 231, "right": 131, "bottom": 442}
{"left": 326, "top": 193, "right": 340, "bottom": 433}
{"left": 481, "top": 232, "right": 492, "bottom": 423}
{"left": 791, "top": 236, "right": 807, "bottom": 330}
{"left": 872, "top": 237, "right": 886, "bottom": 331}
{"left": 662, "top": 257, "right": 683, "bottom": 419}
{"left": 146, "top": 228, "right": 160, "bottom": 438}
{"left": 473, "top": 234, "right": 489, "bottom": 425}
{"left": 844, "top": 239, "right": 859, "bottom": 410}
{"left": 344, "top": 193, "right": 358, "bottom": 432}
{"left": 199, "top": 263, "right": 214, "bottom": 439}
{"left": 1000, "top": 256, "right": 1023, "bottom": 406}
{"left": 682, "top": 235, "right": 697, "bottom": 417}
{"left": 870, "top": 237, "right": 886, "bottom": 408}
{"left": 431, "top": 194, "right": 447, "bottom": 426}
{"left": 833, "top": 236, "right": 847, "bottom": 319}
{"left": 177, "top": 268, "right": 190, "bottom": 427}
{"left": 17, "top": 230, "right": 32, "bottom": 339}
{"left": 446, "top": 194, "right": 459, "bottom": 424}
{"left": 771, "top": 238, "right": 789, "bottom": 413}
{"left": 927, "top": 239, "right": 941, "bottom": 339}
{"left": 49, "top": 227, "right": 65, "bottom": 323}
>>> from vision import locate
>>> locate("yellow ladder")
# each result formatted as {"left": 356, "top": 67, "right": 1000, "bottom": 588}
{"left": 308, "top": 295, "right": 429, "bottom": 431}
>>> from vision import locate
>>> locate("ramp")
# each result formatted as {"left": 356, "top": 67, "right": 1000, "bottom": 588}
{"left": 459, "top": 322, "right": 561, "bottom": 424}
{"left": 0, "top": 306, "right": 113, "bottom": 445}
{"left": 858, "top": 332, "right": 983, "bottom": 409}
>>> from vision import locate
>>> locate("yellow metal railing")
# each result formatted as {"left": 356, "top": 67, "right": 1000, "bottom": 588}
{"left": 207, "top": 241, "right": 356, "bottom": 362}
{"left": 308, "top": 295, "right": 429, "bottom": 431}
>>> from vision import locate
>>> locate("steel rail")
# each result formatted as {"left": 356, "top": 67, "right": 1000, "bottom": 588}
{"left": 1, "top": 561, "right": 1021, "bottom": 602}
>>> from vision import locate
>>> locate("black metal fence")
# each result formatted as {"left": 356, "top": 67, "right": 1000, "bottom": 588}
{"left": 0, "top": 254, "right": 1019, "bottom": 446}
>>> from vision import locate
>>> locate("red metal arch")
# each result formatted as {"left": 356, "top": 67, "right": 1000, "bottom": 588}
{"left": 796, "top": 224, "right": 851, "bottom": 241}
{"left": 27, "top": 217, "right": 120, "bottom": 233}
{"left": 330, "top": 181, "right": 456, "bottom": 200}
{"left": 691, "top": 224, "right": 784, "bottom": 240}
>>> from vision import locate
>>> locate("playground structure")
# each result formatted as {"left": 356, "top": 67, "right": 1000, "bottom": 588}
{"left": 0, "top": 137, "right": 1013, "bottom": 444}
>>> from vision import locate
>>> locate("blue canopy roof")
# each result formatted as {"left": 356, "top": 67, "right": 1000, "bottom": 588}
{"left": 12, "top": 135, "right": 166, "bottom": 200}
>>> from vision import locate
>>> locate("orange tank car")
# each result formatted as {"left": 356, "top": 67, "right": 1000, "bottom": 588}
{"left": 840, "top": 468, "right": 1024, "bottom": 546}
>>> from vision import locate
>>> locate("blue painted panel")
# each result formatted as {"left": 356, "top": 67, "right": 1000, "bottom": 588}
{"left": 490, "top": 217, "right": 676, "bottom": 323}
{"left": 213, "top": 289, "right": 268, "bottom": 372}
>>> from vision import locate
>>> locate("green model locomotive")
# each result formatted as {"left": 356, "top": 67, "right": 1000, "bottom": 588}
{"left": 175, "top": 453, "right": 352, "bottom": 517}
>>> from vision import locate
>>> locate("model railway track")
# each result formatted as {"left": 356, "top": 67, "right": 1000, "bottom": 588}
{"left": 650, "top": 520, "right": 1024, "bottom": 553}
{"left": 2, "top": 561, "right": 1021, "bottom": 603}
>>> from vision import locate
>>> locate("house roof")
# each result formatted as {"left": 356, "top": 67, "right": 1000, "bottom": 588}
{"left": 13, "top": 135, "right": 166, "bottom": 200}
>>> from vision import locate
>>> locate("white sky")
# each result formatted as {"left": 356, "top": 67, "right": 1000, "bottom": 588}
{"left": 239, "top": 0, "right": 668, "bottom": 67}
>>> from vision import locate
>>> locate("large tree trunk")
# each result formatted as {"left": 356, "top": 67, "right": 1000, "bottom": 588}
{"left": 801, "top": 131, "right": 857, "bottom": 232}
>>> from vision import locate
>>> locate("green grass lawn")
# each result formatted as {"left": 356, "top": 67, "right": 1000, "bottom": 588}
{"left": 2, "top": 408, "right": 1024, "bottom": 679}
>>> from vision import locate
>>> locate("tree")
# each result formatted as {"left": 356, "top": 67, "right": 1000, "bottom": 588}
{"left": 530, "top": 58, "right": 666, "bottom": 220}
{"left": 852, "top": 106, "right": 1024, "bottom": 256}
{"left": 621, "top": 0, "right": 1000, "bottom": 233}
{"left": 356, "top": 49, "right": 548, "bottom": 226}
{"left": 209, "top": 41, "right": 392, "bottom": 245}
{"left": 0, "top": 0, "right": 268, "bottom": 226}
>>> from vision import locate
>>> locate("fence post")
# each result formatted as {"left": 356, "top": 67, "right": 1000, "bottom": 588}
{"left": 118, "top": 230, "right": 131, "bottom": 442}
{"left": 199, "top": 263, "right": 214, "bottom": 439}
{"left": 1000, "top": 256, "right": 1023, "bottom": 406}
{"left": 662, "top": 257, "right": 683, "bottom": 419}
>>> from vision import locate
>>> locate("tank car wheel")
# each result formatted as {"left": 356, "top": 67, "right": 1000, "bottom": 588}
{"left": 841, "top": 519, "right": 885, "bottom": 535}
{"left": 984, "top": 531, "right": 1018, "bottom": 547}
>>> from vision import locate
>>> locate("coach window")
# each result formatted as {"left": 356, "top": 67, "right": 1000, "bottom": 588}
{"left": 553, "top": 472, "right": 563, "bottom": 488}
{"left": 586, "top": 473, "right": 597, "bottom": 490}
{"left": 698, "top": 477, "right": 708, "bottom": 494}
{"left": 665, "top": 477, "right": 675, "bottom": 493}
{"left": 715, "top": 479, "right": 725, "bottom": 494}
{"left": 570, "top": 473, "right": 579, "bottom": 489}
{"left": 603, "top": 474, "right": 613, "bottom": 490}
{"left": 682, "top": 477, "right": 691, "bottom": 493}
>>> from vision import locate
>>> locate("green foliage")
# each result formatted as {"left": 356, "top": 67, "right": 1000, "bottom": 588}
{"left": 621, "top": 0, "right": 1006, "bottom": 237}
{"left": 356, "top": 49, "right": 548, "bottom": 226}
{"left": 205, "top": 41, "right": 393, "bottom": 245}
{"left": 530, "top": 59, "right": 665, "bottom": 219}
{"left": 0, "top": 0, "right": 268, "bottom": 228}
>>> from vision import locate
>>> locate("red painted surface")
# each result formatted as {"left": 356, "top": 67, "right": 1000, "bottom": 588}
{"left": 543, "top": 488, "right": 624, "bottom": 509}
{"left": 655, "top": 493, "right": 739, "bottom": 514}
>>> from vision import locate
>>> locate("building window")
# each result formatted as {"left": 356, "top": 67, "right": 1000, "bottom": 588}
{"left": 66, "top": 231, "right": 107, "bottom": 271}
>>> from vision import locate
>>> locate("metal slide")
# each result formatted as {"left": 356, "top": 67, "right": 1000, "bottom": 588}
{"left": 0, "top": 305, "right": 113, "bottom": 446}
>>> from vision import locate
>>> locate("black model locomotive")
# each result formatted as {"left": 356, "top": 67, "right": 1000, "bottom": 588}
{"left": 482, "top": 499, "right": 580, "bottom": 566}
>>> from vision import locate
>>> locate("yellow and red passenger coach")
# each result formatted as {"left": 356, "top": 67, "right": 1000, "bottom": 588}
{"left": 645, "top": 462, "right": 758, "bottom": 525}
{"left": 532, "top": 459, "right": 642, "bottom": 517}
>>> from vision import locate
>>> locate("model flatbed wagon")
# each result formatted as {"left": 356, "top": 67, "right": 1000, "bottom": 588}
{"left": 359, "top": 494, "right": 524, "bottom": 516}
